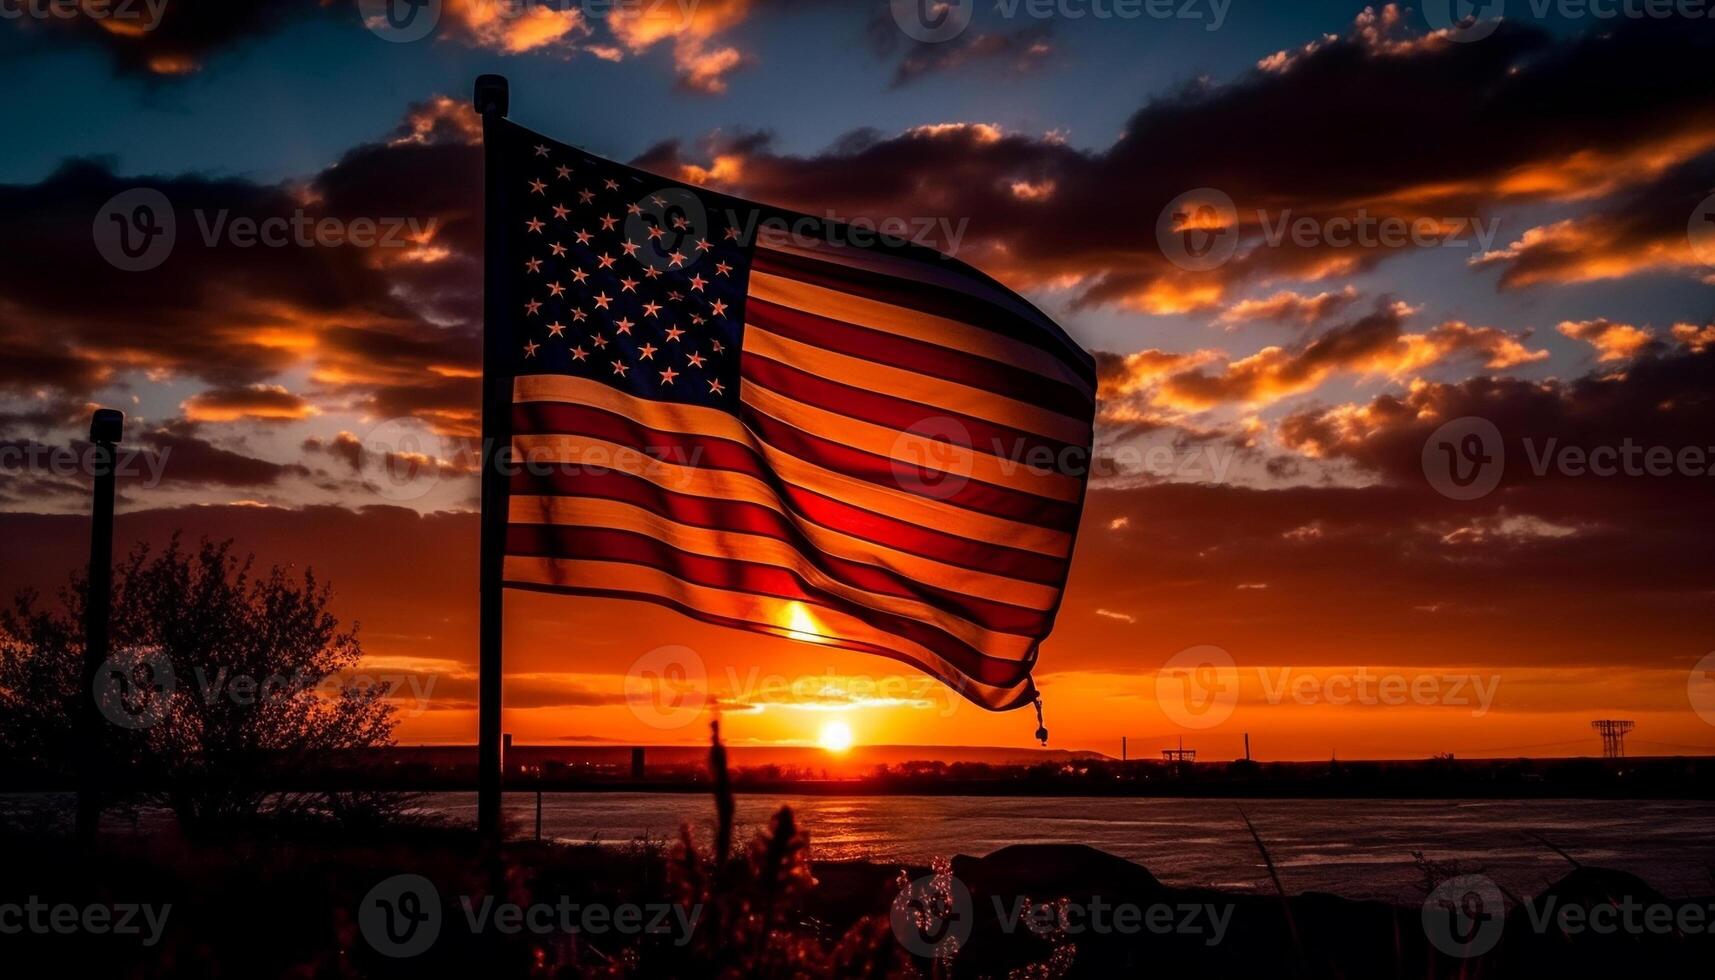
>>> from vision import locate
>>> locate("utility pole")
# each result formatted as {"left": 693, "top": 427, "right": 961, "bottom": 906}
{"left": 76, "top": 408, "right": 123, "bottom": 845}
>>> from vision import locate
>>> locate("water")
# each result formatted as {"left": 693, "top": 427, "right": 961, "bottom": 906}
{"left": 450, "top": 793, "right": 1715, "bottom": 903}
{"left": 10, "top": 792, "right": 1711, "bottom": 903}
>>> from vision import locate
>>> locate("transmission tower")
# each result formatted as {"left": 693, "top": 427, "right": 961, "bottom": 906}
{"left": 1591, "top": 720, "right": 1634, "bottom": 759}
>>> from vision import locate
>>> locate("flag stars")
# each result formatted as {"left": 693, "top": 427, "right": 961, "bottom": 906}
{"left": 603, "top": 178, "right": 620, "bottom": 191}
{"left": 524, "top": 299, "right": 542, "bottom": 316}
{"left": 667, "top": 290, "right": 685, "bottom": 303}
{"left": 528, "top": 179, "right": 547, "bottom": 195}
{"left": 614, "top": 317, "right": 635, "bottom": 335}
{"left": 708, "top": 378, "right": 726, "bottom": 395}
{"left": 643, "top": 266, "right": 663, "bottom": 280}
{"left": 668, "top": 251, "right": 688, "bottom": 268}
{"left": 547, "top": 281, "right": 566, "bottom": 298}
{"left": 571, "top": 308, "right": 588, "bottom": 322}
{"left": 599, "top": 214, "right": 619, "bottom": 231}
{"left": 686, "top": 351, "right": 706, "bottom": 368}
{"left": 688, "top": 274, "right": 708, "bottom": 292}
{"left": 591, "top": 333, "right": 609, "bottom": 348}
{"left": 664, "top": 326, "right": 686, "bottom": 342}
{"left": 524, "top": 257, "right": 543, "bottom": 273}
{"left": 571, "top": 345, "right": 588, "bottom": 361}
{"left": 523, "top": 340, "right": 540, "bottom": 357}
{"left": 593, "top": 292, "right": 612, "bottom": 309}
{"left": 546, "top": 320, "right": 566, "bottom": 338}
{"left": 626, "top": 202, "right": 643, "bottom": 216}
{"left": 695, "top": 238, "right": 713, "bottom": 252}
{"left": 619, "top": 276, "right": 639, "bottom": 293}
{"left": 549, "top": 242, "right": 568, "bottom": 257}
{"left": 723, "top": 227, "right": 739, "bottom": 240}
{"left": 638, "top": 343, "right": 659, "bottom": 361}
{"left": 641, "top": 301, "right": 662, "bottom": 318}
{"left": 570, "top": 268, "right": 589, "bottom": 285}
{"left": 555, "top": 165, "right": 572, "bottom": 180}
{"left": 525, "top": 217, "right": 545, "bottom": 233}
{"left": 711, "top": 339, "right": 726, "bottom": 354}
{"left": 533, "top": 144, "right": 550, "bottom": 157}
{"left": 709, "top": 299, "right": 728, "bottom": 317}
{"left": 610, "top": 359, "right": 628, "bottom": 376}
{"left": 715, "top": 261, "right": 732, "bottom": 277}
{"left": 597, "top": 253, "right": 617, "bottom": 269}
{"left": 646, "top": 224, "right": 666, "bottom": 241}
{"left": 658, "top": 366, "right": 679, "bottom": 385}
{"left": 578, "top": 189, "right": 596, "bottom": 204}
{"left": 574, "top": 229, "right": 593, "bottom": 245}
{"left": 621, "top": 240, "right": 641, "bottom": 257}
{"left": 671, "top": 215, "right": 690, "bottom": 231}
{"left": 552, "top": 204, "right": 570, "bottom": 220}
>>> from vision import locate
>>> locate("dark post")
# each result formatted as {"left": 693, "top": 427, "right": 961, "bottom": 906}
{"left": 475, "top": 73, "right": 512, "bottom": 842}
{"left": 77, "top": 408, "right": 123, "bottom": 844}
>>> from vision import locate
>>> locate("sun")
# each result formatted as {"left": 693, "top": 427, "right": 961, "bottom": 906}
{"left": 818, "top": 720, "right": 854, "bottom": 752}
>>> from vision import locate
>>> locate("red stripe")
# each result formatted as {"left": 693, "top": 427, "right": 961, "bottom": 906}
{"left": 507, "top": 460, "right": 1066, "bottom": 587}
{"left": 737, "top": 404, "right": 1080, "bottom": 527}
{"left": 741, "top": 352, "right": 1085, "bottom": 475}
{"left": 753, "top": 246, "right": 1095, "bottom": 383}
{"left": 747, "top": 297, "right": 1095, "bottom": 423}
{"left": 506, "top": 478, "right": 1050, "bottom": 635}
{"left": 501, "top": 580, "right": 1037, "bottom": 711}
{"left": 504, "top": 524, "right": 1037, "bottom": 688}
{"left": 513, "top": 400, "right": 1077, "bottom": 535}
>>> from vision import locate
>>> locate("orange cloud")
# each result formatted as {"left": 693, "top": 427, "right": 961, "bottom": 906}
{"left": 1556, "top": 319, "right": 1656, "bottom": 362}
{"left": 181, "top": 384, "right": 318, "bottom": 423}
{"left": 607, "top": 0, "right": 754, "bottom": 94}
{"left": 443, "top": 0, "right": 592, "bottom": 53}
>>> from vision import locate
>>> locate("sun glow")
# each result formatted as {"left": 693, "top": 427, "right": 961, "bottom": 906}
{"left": 818, "top": 720, "right": 854, "bottom": 752}
{"left": 783, "top": 601, "right": 828, "bottom": 643}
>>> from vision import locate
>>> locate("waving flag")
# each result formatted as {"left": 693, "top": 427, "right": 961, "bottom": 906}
{"left": 488, "top": 118, "right": 1095, "bottom": 714}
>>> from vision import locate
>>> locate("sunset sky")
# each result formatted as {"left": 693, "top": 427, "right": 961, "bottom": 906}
{"left": 2, "top": 1, "right": 1713, "bottom": 760}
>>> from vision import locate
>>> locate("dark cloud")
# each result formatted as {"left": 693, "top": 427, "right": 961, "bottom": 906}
{"left": 889, "top": 24, "right": 1054, "bottom": 87}
{"left": 644, "top": 11, "right": 1715, "bottom": 311}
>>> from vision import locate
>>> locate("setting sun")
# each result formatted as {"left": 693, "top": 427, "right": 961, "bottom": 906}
{"left": 818, "top": 720, "right": 854, "bottom": 752}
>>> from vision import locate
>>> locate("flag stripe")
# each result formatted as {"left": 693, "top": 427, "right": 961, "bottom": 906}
{"left": 511, "top": 429, "right": 1072, "bottom": 572}
{"left": 745, "top": 325, "right": 1091, "bottom": 445}
{"left": 514, "top": 375, "right": 1075, "bottom": 552}
{"left": 507, "top": 505, "right": 1046, "bottom": 649}
{"left": 753, "top": 243, "right": 1094, "bottom": 382}
{"left": 738, "top": 381, "right": 1084, "bottom": 504}
{"left": 739, "top": 353, "right": 1081, "bottom": 470}
{"left": 509, "top": 492, "right": 1058, "bottom": 619}
{"left": 745, "top": 296, "right": 1095, "bottom": 421}
{"left": 749, "top": 270, "right": 1093, "bottom": 396}
{"left": 502, "top": 557, "right": 1038, "bottom": 710}
{"left": 500, "top": 535, "right": 1036, "bottom": 687}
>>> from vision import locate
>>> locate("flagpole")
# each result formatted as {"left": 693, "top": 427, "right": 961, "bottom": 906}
{"left": 475, "top": 73, "right": 511, "bottom": 842}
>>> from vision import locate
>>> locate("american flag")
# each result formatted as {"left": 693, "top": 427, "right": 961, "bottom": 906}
{"left": 491, "top": 119, "right": 1095, "bottom": 714}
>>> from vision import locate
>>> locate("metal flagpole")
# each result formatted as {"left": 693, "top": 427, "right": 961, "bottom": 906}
{"left": 475, "top": 74, "right": 511, "bottom": 842}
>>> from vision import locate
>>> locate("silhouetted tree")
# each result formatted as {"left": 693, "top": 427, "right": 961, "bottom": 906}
{"left": 0, "top": 536, "right": 397, "bottom": 834}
